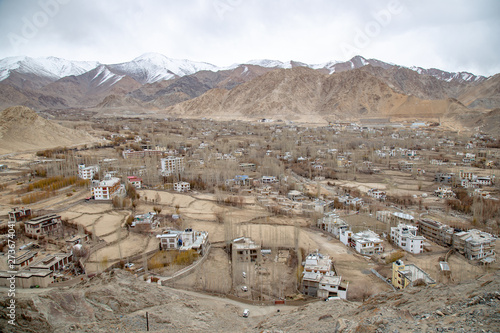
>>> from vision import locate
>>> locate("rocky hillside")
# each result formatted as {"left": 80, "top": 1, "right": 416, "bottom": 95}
{"left": 0, "top": 106, "right": 96, "bottom": 154}
{"left": 164, "top": 66, "right": 475, "bottom": 125}
{"left": 1, "top": 269, "right": 498, "bottom": 333}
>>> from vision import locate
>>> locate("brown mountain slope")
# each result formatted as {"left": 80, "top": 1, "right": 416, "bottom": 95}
{"left": 163, "top": 67, "right": 474, "bottom": 124}
{"left": 458, "top": 73, "right": 500, "bottom": 109}
{"left": 1, "top": 269, "right": 498, "bottom": 333}
{"left": 0, "top": 106, "right": 96, "bottom": 154}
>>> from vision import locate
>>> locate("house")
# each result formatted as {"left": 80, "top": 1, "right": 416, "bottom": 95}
{"left": 173, "top": 181, "right": 190, "bottom": 192}
{"left": 8, "top": 207, "right": 32, "bottom": 222}
{"left": 131, "top": 212, "right": 158, "bottom": 231}
{"left": 231, "top": 237, "right": 261, "bottom": 263}
{"left": 317, "top": 212, "right": 349, "bottom": 237}
{"left": 367, "top": 188, "right": 386, "bottom": 201}
{"left": 25, "top": 214, "right": 62, "bottom": 237}
{"left": 288, "top": 190, "right": 306, "bottom": 201}
{"left": 301, "top": 252, "right": 348, "bottom": 299}
{"left": 416, "top": 219, "right": 454, "bottom": 247}
{"left": 434, "top": 173, "right": 454, "bottom": 184}
{"left": 317, "top": 273, "right": 348, "bottom": 300}
{"left": 261, "top": 176, "right": 278, "bottom": 184}
{"left": 390, "top": 224, "right": 425, "bottom": 254}
{"left": 340, "top": 229, "right": 384, "bottom": 255}
{"left": 239, "top": 163, "right": 256, "bottom": 172}
{"left": 392, "top": 260, "right": 436, "bottom": 289}
{"left": 12, "top": 250, "right": 38, "bottom": 269}
{"left": 91, "top": 174, "right": 121, "bottom": 200}
{"left": 453, "top": 229, "right": 496, "bottom": 262}
{"left": 157, "top": 231, "right": 180, "bottom": 250}
{"left": 127, "top": 176, "right": 143, "bottom": 189}
{"left": 0, "top": 269, "right": 53, "bottom": 288}
{"left": 65, "top": 234, "right": 90, "bottom": 251}
{"left": 30, "top": 253, "right": 73, "bottom": 272}
{"left": 157, "top": 228, "right": 209, "bottom": 255}
{"left": 122, "top": 149, "right": 164, "bottom": 159}
{"left": 78, "top": 164, "right": 99, "bottom": 179}
{"left": 434, "top": 186, "right": 455, "bottom": 199}
{"left": 161, "top": 156, "right": 185, "bottom": 176}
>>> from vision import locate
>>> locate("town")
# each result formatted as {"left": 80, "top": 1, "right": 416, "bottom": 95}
{"left": 0, "top": 116, "right": 498, "bottom": 305}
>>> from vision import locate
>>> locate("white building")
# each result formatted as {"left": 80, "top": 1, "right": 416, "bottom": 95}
{"left": 91, "top": 174, "right": 121, "bottom": 200}
{"left": 390, "top": 224, "right": 425, "bottom": 254}
{"left": 261, "top": 176, "right": 278, "bottom": 184}
{"left": 317, "top": 212, "right": 349, "bottom": 237}
{"left": 161, "top": 156, "right": 185, "bottom": 176}
{"left": 340, "top": 229, "right": 384, "bottom": 255}
{"left": 78, "top": 164, "right": 99, "bottom": 179}
{"left": 127, "top": 176, "right": 143, "bottom": 189}
{"left": 173, "top": 181, "right": 190, "bottom": 192}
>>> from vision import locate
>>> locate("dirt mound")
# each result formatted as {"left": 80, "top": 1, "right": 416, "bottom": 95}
{"left": 0, "top": 106, "right": 96, "bottom": 154}
{"left": 2, "top": 269, "right": 499, "bottom": 332}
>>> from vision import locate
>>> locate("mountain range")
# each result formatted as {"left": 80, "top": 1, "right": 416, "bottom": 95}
{"left": 0, "top": 53, "right": 498, "bottom": 131}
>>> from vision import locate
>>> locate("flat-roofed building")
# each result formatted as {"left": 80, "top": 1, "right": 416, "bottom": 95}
{"left": 91, "top": 174, "right": 121, "bottom": 200}
{"left": 161, "top": 156, "right": 185, "bottom": 176}
{"left": 0, "top": 269, "right": 53, "bottom": 288}
{"left": 340, "top": 229, "right": 384, "bottom": 255}
{"left": 78, "top": 164, "right": 99, "bottom": 179}
{"left": 417, "top": 219, "right": 454, "bottom": 247}
{"left": 392, "top": 260, "right": 436, "bottom": 289}
{"left": 25, "top": 214, "right": 62, "bottom": 237}
{"left": 453, "top": 229, "right": 496, "bottom": 262}
{"left": 8, "top": 207, "right": 32, "bottom": 222}
{"left": 30, "top": 253, "right": 73, "bottom": 272}
{"left": 391, "top": 224, "right": 425, "bottom": 254}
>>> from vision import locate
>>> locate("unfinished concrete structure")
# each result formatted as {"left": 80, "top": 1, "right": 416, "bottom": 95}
{"left": 453, "top": 229, "right": 496, "bottom": 262}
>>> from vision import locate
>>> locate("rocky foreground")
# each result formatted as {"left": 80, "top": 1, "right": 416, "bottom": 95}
{"left": 1, "top": 269, "right": 499, "bottom": 332}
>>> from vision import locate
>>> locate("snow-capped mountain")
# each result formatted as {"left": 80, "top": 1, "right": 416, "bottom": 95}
{"left": 0, "top": 56, "right": 99, "bottom": 82}
{"left": 410, "top": 66, "right": 485, "bottom": 84}
{"left": 107, "top": 53, "right": 219, "bottom": 84}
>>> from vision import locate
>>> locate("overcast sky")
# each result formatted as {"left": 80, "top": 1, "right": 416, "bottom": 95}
{"left": 0, "top": 0, "right": 499, "bottom": 76}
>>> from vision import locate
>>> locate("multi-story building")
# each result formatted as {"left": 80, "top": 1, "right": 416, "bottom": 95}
{"left": 91, "top": 174, "right": 121, "bottom": 200}
{"left": 453, "top": 229, "right": 496, "bottom": 262}
{"left": 392, "top": 260, "right": 436, "bottom": 289}
{"left": 78, "top": 164, "right": 99, "bottom": 179}
{"left": 161, "top": 156, "right": 185, "bottom": 176}
{"left": 25, "top": 214, "right": 62, "bottom": 237}
{"left": 173, "top": 181, "right": 190, "bottom": 192}
{"left": 127, "top": 176, "right": 143, "bottom": 189}
{"left": 390, "top": 224, "right": 425, "bottom": 254}
{"left": 416, "top": 219, "right": 454, "bottom": 247}
{"left": 340, "top": 229, "right": 384, "bottom": 255}
{"left": 8, "top": 207, "right": 32, "bottom": 222}
{"left": 316, "top": 212, "right": 349, "bottom": 237}
{"left": 231, "top": 237, "right": 261, "bottom": 263}
{"left": 301, "top": 252, "right": 348, "bottom": 299}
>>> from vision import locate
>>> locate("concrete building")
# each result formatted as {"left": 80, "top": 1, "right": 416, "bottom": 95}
{"left": 91, "top": 174, "right": 121, "bottom": 200}
{"left": 340, "top": 229, "right": 384, "bottom": 255}
{"left": 25, "top": 214, "right": 62, "bottom": 237}
{"left": 390, "top": 224, "right": 425, "bottom": 254}
{"left": 301, "top": 252, "right": 348, "bottom": 299}
{"left": 157, "top": 228, "right": 209, "bottom": 255}
{"left": 231, "top": 237, "right": 261, "bottom": 263}
{"left": 131, "top": 212, "right": 158, "bottom": 231}
{"left": 317, "top": 212, "right": 349, "bottom": 237}
{"left": 392, "top": 260, "right": 436, "bottom": 289}
{"left": 453, "top": 229, "right": 496, "bottom": 262}
{"left": 416, "top": 219, "right": 454, "bottom": 247}
{"left": 8, "top": 207, "right": 32, "bottom": 222}
{"left": 127, "top": 176, "right": 143, "bottom": 189}
{"left": 173, "top": 181, "right": 190, "bottom": 192}
{"left": 157, "top": 231, "right": 179, "bottom": 250}
{"left": 161, "top": 156, "right": 185, "bottom": 176}
{"left": 0, "top": 269, "right": 53, "bottom": 288}
{"left": 78, "top": 164, "right": 99, "bottom": 179}
{"left": 30, "top": 253, "right": 73, "bottom": 271}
